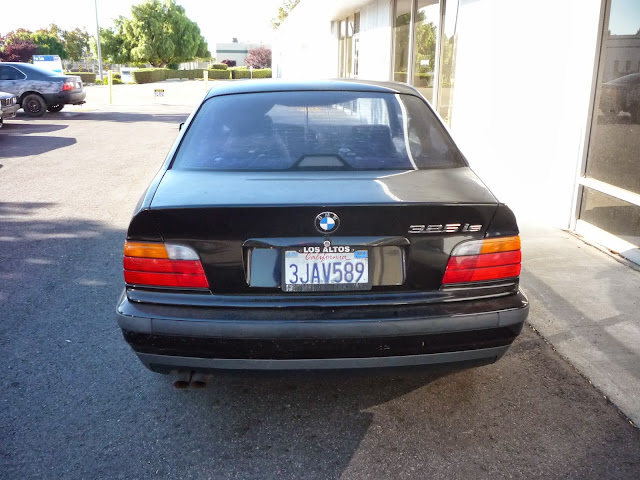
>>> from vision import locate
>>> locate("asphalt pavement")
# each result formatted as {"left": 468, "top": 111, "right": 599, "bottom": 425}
{"left": 1, "top": 106, "right": 639, "bottom": 479}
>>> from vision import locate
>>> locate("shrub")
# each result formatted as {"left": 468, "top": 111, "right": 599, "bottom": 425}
{"left": 131, "top": 68, "right": 234, "bottom": 84}
{"left": 167, "top": 63, "right": 180, "bottom": 70}
{"left": 230, "top": 68, "right": 272, "bottom": 79}
{"left": 245, "top": 46, "right": 272, "bottom": 69}
{"left": 206, "top": 69, "right": 231, "bottom": 79}
{"left": 209, "top": 63, "right": 228, "bottom": 70}
{"left": 132, "top": 68, "right": 169, "bottom": 84}
{"left": 65, "top": 72, "right": 96, "bottom": 84}
{"left": 221, "top": 59, "right": 236, "bottom": 67}
{"left": 103, "top": 73, "right": 123, "bottom": 85}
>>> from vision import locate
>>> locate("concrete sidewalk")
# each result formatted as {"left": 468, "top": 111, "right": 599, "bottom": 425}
{"left": 520, "top": 224, "right": 640, "bottom": 426}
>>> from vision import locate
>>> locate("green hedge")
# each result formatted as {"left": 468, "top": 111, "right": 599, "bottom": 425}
{"left": 230, "top": 68, "right": 272, "bottom": 79}
{"left": 206, "top": 69, "right": 231, "bottom": 79}
{"left": 64, "top": 72, "right": 97, "bottom": 84}
{"left": 209, "top": 63, "right": 228, "bottom": 70}
{"left": 131, "top": 67, "right": 268, "bottom": 83}
{"left": 103, "top": 73, "right": 123, "bottom": 85}
{"left": 132, "top": 68, "right": 218, "bottom": 83}
{"left": 132, "top": 68, "right": 169, "bottom": 84}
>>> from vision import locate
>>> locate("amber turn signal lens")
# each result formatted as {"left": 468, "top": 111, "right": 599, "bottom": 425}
{"left": 123, "top": 242, "right": 169, "bottom": 259}
{"left": 479, "top": 236, "right": 521, "bottom": 254}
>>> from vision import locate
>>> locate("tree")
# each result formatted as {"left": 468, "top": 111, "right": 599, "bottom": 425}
{"left": 32, "top": 24, "right": 67, "bottom": 58}
{"left": 271, "top": 0, "right": 300, "bottom": 30}
{"left": 414, "top": 21, "right": 437, "bottom": 74}
{"left": 121, "top": 0, "right": 209, "bottom": 67}
{"left": 93, "top": 19, "right": 133, "bottom": 65}
{"left": 63, "top": 28, "right": 91, "bottom": 61}
{"left": 245, "top": 46, "right": 271, "bottom": 68}
{"left": 0, "top": 29, "right": 38, "bottom": 62}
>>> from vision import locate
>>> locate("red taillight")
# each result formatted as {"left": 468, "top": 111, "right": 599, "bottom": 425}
{"left": 62, "top": 82, "right": 74, "bottom": 91}
{"left": 123, "top": 242, "right": 209, "bottom": 289}
{"left": 443, "top": 236, "right": 521, "bottom": 284}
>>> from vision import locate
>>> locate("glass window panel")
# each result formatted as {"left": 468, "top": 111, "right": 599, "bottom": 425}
{"left": 346, "top": 16, "right": 354, "bottom": 78}
{"left": 413, "top": 0, "right": 440, "bottom": 104}
{"left": 393, "top": 0, "right": 412, "bottom": 83}
{"left": 338, "top": 20, "right": 346, "bottom": 78}
{"left": 579, "top": 188, "right": 640, "bottom": 247}
{"left": 584, "top": 0, "right": 640, "bottom": 195}
{"left": 172, "top": 92, "right": 465, "bottom": 171}
{"left": 437, "top": 0, "right": 459, "bottom": 125}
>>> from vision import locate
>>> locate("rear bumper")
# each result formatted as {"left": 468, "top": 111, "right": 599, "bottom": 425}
{"left": 116, "top": 289, "right": 529, "bottom": 372}
{"left": 42, "top": 90, "right": 87, "bottom": 106}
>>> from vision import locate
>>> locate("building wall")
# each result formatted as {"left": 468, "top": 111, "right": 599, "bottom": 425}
{"left": 449, "top": 0, "right": 602, "bottom": 227}
{"left": 274, "top": 0, "right": 604, "bottom": 228}
{"left": 355, "top": 0, "right": 394, "bottom": 81}
{"left": 272, "top": 3, "right": 338, "bottom": 79}
{"left": 273, "top": 0, "right": 393, "bottom": 80}
{"left": 216, "top": 42, "right": 270, "bottom": 66}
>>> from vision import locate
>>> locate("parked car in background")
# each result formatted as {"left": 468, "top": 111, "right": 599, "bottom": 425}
{"left": 116, "top": 79, "right": 529, "bottom": 387}
{"left": 0, "top": 62, "right": 86, "bottom": 117}
{"left": 0, "top": 91, "right": 19, "bottom": 128}
{"left": 599, "top": 72, "right": 640, "bottom": 122}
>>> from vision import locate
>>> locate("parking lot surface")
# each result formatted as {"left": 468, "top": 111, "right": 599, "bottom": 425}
{"left": 1, "top": 109, "right": 639, "bottom": 479}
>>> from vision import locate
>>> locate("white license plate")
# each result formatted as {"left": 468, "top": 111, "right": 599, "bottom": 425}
{"left": 283, "top": 247, "right": 370, "bottom": 292}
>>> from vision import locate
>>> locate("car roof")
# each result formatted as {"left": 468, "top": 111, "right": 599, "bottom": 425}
{"left": 205, "top": 79, "right": 420, "bottom": 99}
{"left": 0, "top": 62, "right": 63, "bottom": 78}
{"left": 605, "top": 72, "right": 640, "bottom": 85}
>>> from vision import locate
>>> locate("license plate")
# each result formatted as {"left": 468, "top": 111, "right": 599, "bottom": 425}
{"left": 283, "top": 247, "right": 370, "bottom": 292}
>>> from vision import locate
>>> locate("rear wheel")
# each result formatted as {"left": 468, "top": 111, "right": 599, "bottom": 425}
{"left": 47, "top": 104, "right": 64, "bottom": 113}
{"left": 22, "top": 94, "right": 47, "bottom": 117}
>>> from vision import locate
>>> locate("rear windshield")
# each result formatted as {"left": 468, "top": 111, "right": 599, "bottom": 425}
{"left": 171, "top": 91, "right": 465, "bottom": 171}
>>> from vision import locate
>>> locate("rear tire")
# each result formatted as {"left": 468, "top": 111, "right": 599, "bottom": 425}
{"left": 47, "top": 104, "right": 64, "bottom": 113}
{"left": 22, "top": 94, "right": 47, "bottom": 117}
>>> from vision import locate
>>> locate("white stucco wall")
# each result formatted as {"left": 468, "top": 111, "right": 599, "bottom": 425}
{"left": 272, "top": 0, "right": 393, "bottom": 80}
{"left": 272, "top": 3, "right": 338, "bottom": 79}
{"left": 449, "top": 0, "right": 603, "bottom": 227}
{"left": 357, "top": 0, "right": 394, "bottom": 81}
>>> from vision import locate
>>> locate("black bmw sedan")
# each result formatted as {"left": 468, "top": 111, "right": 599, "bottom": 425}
{"left": 116, "top": 79, "right": 529, "bottom": 383}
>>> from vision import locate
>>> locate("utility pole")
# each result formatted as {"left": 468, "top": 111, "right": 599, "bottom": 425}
{"left": 94, "top": 0, "right": 104, "bottom": 82}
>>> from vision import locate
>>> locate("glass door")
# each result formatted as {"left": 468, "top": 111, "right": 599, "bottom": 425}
{"left": 577, "top": 0, "right": 640, "bottom": 262}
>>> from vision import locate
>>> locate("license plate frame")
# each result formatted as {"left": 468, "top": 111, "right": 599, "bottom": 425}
{"left": 282, "top": 246, "right": 372, "bottom": 292}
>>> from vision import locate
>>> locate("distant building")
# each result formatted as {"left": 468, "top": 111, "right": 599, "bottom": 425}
{"left": 215, "top": 40, "right": 271, "bottom": 66}
{"left": 602, "top": 33, "right": 640, "bottom": 82}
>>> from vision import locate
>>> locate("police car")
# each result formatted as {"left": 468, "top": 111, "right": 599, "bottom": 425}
{"left": 116, "top": 79, "right": 529, "bottom": 387}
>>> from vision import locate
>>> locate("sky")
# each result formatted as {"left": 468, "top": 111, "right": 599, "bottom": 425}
{"left": 0, "top": 0, "right": 283, "bottom": 49}
{"left": 609, "top": 0, "right": 640, "bottom": 35}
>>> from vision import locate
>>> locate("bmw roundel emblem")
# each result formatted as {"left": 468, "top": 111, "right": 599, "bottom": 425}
{"left": 315, "top": 212, "right": 340, "bottom": 234}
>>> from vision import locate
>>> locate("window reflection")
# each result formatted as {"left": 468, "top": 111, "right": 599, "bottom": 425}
{"left": 437, "top": 0, "right": 459, "bottom": 124}
{"left": 586, "top": 0, "right": 640, "bottom": 195}
{"left": 413, "top": 0, "right": 440, "bottom": 104}
{"left": 580, "top": 188, "right": 640, "bottom": 247}
{"left": 393, "top": 0, "right": 412, "bottom": 83}
{"left": 337, "top": 14, "right": 359, "bottom": 78}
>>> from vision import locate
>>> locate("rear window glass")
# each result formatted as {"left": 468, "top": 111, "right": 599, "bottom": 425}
{"left": 171, "top": 91, "right": 465, "bottom": 171}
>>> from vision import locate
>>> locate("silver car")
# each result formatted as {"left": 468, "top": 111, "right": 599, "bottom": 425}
{"left": 0, "top": 91, "right": 19, "bottom": 128}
